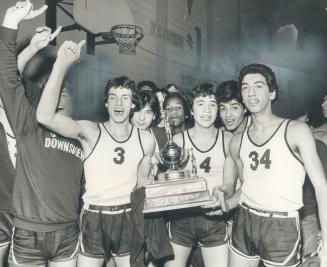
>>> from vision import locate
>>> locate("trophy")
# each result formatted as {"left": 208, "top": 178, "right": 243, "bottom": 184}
{"left": 143, "top": 114, "right": 212, "bottom": 213}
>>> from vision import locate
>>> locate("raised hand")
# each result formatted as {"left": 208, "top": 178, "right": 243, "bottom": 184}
{"left": 30, "top": 26, "right": 62, "bottom": 52}
{"left": 56, "top": 40, "right": 86, "bottom": 69}
{"left": 3, "top": 1, "right": 48, "bottom": 30}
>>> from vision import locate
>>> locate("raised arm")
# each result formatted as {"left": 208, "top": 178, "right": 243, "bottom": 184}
{"left": 0, "top": 0, "right": 48, "bottom": 136}
{"left": 36, "top": 40, "right": 86, "bottom": 140}
{"left": 288, "top": 121, "right": 327, "bottom": 265}
{"left": 17, "top": 25, "right": 61, "bottom": 74}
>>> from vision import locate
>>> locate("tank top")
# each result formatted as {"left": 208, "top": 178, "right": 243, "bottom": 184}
{"left": 240, "top": 119, "right": 306, "bottom": 212}
{"left": 182, "top": 128, "right": 225, "bottom": 194}
{"left": 83, "top": 123, "right": 144, "bottom": 206}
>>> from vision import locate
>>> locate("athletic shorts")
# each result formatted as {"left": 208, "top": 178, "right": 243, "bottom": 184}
{"left": 168, "top": 209, "right": 229, "bottom": 248}
{"left": 80, "top": 204, "right": 132, "bottom": 259}
{"left": 229, "top": 203, "right": 301, "bottom": 267}
{"left": 0, "top": 211, "right": 13, "bottom": 248}
{"left": 10, "top": 222, "right": 79, "bottom": 266}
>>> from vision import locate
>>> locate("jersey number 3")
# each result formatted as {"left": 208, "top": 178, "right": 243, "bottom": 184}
{"left": 113, "top": 147, "right": 125, "bottom": 164}
{"left": 199, "top": 157, "right": 211, "bottom": 173}
{"left": 249, "top": 149, "right": 271, "bottom": 171}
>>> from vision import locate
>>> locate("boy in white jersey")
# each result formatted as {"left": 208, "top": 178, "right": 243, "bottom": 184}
{"left": 36, "top": 41, "right": 155, "bottom": 266}
{"left": 211, "top": 64, "right": 327, "bottom": 266}
{"left": 164, "top": 83, "right": 232, "bottom": 267}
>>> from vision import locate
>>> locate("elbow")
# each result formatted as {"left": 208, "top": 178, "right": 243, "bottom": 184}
{"left": 36, "top": 109, "right": 53, "bottom": 126}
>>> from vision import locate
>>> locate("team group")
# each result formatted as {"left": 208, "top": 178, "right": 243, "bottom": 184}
{"left": 0, "top": 1, "right": 326, "bottom": 267}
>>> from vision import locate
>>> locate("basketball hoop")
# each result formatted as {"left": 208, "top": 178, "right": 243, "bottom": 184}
{"left": 111, "top": 24, "right": 143, "bottom": 55}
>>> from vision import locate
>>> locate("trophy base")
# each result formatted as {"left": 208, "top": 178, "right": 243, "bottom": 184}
{"left": 158, "top": 169, "right": 191, "bottom": 181}
{"left": 143, "top": 177, "right": 212, "bottom": 213}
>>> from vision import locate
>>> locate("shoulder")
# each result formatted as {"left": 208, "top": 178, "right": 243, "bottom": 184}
{"left": 229, "top": 132, "right": 244, "bottom": 157}
{"left": 76, "top": 120, "right": 100, "bottom": 140}
{"left": 287, "top": 120, "right": 312, "bottom": 140}
{"left": 139, "top": 129, "right": 155, "bottom": 152}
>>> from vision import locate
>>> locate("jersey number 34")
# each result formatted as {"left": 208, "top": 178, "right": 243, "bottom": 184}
{"left": 248, "top": 149, "right": 271, "bottom": 171}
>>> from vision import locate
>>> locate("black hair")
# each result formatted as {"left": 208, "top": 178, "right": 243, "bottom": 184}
{"left": 216, "top": 80, "right": 244, "bottom": 107}
{"left": 238, "top": 63, "right": 279, "bottom": 104}
{"left": 136, "top": 80, "right": 158, "bottom": 92}
{"left": 189, "top": 83, "right": 218, "bottom": 107}
{"left": 133, "top": 90, "right": 161, "bottom": 127}
{"left": 164, "top": 83, "right": 179, "bottom": 94}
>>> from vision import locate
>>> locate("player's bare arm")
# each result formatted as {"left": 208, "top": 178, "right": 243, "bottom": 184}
{"left": 36, "top": 40, "right": 88, "bottom": 139}
{"left": 17, "top": 25, "right": 61, "bottom": 74}
{"left": 136, "top": 129, "right": 156, "bottom": 188}
{"left": 204, "top": 132, "right": 243, "bottom": 215}
{"left": 287, "top": 120, "right": 327, "bottom": 263}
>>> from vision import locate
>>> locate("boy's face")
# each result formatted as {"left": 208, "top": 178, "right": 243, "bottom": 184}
{"left": 106, "top": 86, "right": 133, "bottom": 123}
{"left": 192, "top": 95, "right": 218, "bottom": 128}
{"left": 241, "top": 73, "right": 275, "bottom": 114}
{"left": 219, "top": 99, "right": 245, "bottom": 131}
{"left": 165, "top": 97, "right": 185, "bottom": 127}
{"left": 131, "top": 104, "right": 154, "bottom": 130}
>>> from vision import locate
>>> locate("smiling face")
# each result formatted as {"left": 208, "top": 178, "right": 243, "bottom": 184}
{"left": 131, "top": 104, "right": 155, "bottom": 130}
{"left": 219, "top": 99, "right": 245, "bottom": 131}
{"left": 192, "top": 95, "right": 218, "bottom": 128}
{"left": 241, "top": 73, "right": 276, "bottom": 114}
{"left": 164, "top": 96, "right": 185, "bottom": 128}
{"left": 106, "top": 86, "right": 133, "bottom": 123}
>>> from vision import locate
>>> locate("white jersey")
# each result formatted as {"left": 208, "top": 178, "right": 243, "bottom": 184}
{"left": 83, "top": 123, "right": 144, "bottom": 206}
{"left": 240, "top": 119, "right": 306, "bottom": 212}
{"left": 183, "top": 128, "right": 226, "bottom": 194}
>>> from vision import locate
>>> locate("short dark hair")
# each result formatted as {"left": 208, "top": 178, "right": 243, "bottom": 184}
{"left": 189, "top": 83, "right": 217, "bottom": 107}
{"left": 133, "top": 90, "right": 161, "bottom": 127}
{"left": 238, "top": 63, "right": 279, "bottom": 104}
{"left": 164, "top": 83, "right": 179, "bottom": 94}
{"left": 163, "top": 92, "right": 190, "bottom": 120}
{"left": 136, "top": 80, "right": 158, "bottom": 92}
{"left": 104, "top": 76, "right": 136, "bottom": 103}
{"left": 216, "top": 80, "right": 244, "bottom": 107}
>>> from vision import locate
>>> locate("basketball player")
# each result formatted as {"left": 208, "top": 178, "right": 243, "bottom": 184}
{"left": 36, "top": 43, "right": 155, "bottom": 267}
{"left": 213, "top": 64, "right": 327, "bottom": 266}
{"left": 164, "top": 83, "right": 232, "bottom": 267}
{"left": 1, "top": 2, "right": 84, "bottom": 266}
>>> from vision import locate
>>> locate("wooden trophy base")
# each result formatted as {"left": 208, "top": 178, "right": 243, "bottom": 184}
{"left": 143, "top": 176, "right": 212, "bottom": 213}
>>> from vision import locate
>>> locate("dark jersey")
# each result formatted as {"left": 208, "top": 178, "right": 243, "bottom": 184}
{"left": 0, "top": 27, "right": 84, "bottom": 232}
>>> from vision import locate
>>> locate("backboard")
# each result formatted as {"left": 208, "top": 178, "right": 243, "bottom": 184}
{"left": 73, "top": 0, "right": 135, "bottom": 34}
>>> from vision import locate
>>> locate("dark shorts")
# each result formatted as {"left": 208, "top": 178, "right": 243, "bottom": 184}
{"left": 80, "top": 206, "right": 132, "bottom": 259}
{"left": 168, "top": 209, "right": 228, "bottom": 248}
{"left": 229, "top": 204, "right": 301, "bottom": 267}
{"left": 10, "top": 222, "right": 79, "bottom": 266}
{"left": 0, "top": 211, "right": 13, "bottom": 248}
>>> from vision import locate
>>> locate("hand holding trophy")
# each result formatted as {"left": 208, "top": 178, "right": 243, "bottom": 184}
{"left": 143, "top": 114, "right": 212, "bottom": 213}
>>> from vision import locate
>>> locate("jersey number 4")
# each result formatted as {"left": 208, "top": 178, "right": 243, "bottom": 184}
{"left": 249, "top": 149, "right": 271, "bottom": 171}
{"left": 199, "top": 157, "right": 211, "bottom": 173}
{"left": 113, "top": 147, "right": 125, "bottom": 164}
